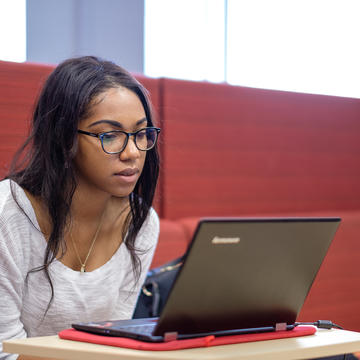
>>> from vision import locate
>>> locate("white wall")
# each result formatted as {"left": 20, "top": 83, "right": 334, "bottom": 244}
{"left": 26, "top": 0, "right": 144, "bottom": 72}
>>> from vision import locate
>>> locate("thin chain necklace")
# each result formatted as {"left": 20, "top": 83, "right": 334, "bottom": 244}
{"left": 70, "top": 206, "right": 107, "bottom": 273}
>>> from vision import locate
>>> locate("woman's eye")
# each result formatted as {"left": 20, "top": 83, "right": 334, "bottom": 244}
{"left": 102, "top": 133, "right": 117, "bottom": 143}
{"left": 136, "top": 131, "right": 147, "bottom": 140}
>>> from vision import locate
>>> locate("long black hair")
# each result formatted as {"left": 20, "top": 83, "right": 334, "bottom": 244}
{"left": 6, "top": 56, "right": 160, "bottom": 308}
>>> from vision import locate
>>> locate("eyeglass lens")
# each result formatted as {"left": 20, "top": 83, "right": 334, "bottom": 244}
{"left": 102, "top": 128, "right": 158, "bottom": 153}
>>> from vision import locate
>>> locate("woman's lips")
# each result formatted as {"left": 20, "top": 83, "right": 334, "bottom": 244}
{"left": 117, "top": 168, "right": 139, "bottom": 176}
{"left": 114, "top": 168, "right": 139, "bottom": 183}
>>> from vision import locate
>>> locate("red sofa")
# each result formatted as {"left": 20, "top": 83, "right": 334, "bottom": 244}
{"left": 1, "top": 60, "right": 360, "bottom": 332}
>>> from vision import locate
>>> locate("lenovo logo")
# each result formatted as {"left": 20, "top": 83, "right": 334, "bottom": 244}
{"left": 211, "top": 236, "right": 240, "bottom": 244}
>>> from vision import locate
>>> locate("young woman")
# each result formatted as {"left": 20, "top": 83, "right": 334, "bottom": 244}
{"left": 0, "top": 56, "right": 160, "bottom": 359}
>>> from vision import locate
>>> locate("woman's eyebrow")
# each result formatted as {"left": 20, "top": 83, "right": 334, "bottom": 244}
{"left": 89, "top": 117, "right": 147, "bottom": 129}
{"left": 136, "top": 117, "right": 148, "bottom": 126}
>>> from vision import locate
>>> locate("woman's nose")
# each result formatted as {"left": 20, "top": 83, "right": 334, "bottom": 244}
{"left": 119, "top": 135, "right": 140, "bottom": 160}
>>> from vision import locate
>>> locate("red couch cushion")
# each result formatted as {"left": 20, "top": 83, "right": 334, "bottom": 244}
{"left": 150, "top": 219, "right": 189, "bottom": 268}
{"left": 298, "top": 211, "right": 360, "bottom": 331}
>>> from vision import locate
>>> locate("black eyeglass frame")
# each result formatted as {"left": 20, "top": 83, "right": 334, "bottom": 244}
{"left": 77, "top": 127, "right": 161, "bottom": 154}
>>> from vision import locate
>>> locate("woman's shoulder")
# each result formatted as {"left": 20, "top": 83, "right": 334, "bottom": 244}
{"left": 0, "top": 179, "right": 31, "bottom": 216}
{"left": 0, "top": 180, "right": 37, "bottom": 275}
{"left": 146, "top": 207, "right": 160, "bottom": 233}
{"left": 136, "top": 207, "right": 160, "bottom": 247}
{"left": 0, "top": 178, "right": 24, "bottom": 196}
{"left": 0, "top": 179, "right": 19, "bottom": 213}
{"left": 0, "top": 178, "right": 12, "bottom": 196}
{"left": 0, "top": 179, "right": 40, "bottom": 242}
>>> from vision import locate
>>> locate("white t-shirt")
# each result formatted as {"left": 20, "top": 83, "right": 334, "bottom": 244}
{"left": 0, "top": 179, "right": 159, "bottom": 359}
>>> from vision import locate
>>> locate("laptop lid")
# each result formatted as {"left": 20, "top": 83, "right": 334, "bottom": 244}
{"left": 153, "top": 217, "right": 340, "bottom": 336}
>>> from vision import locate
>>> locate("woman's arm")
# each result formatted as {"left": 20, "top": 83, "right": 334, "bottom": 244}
{"left": 0, "top": 218, "right": 28, "bottom": 360}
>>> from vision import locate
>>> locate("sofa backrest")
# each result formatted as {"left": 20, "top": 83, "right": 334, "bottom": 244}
{"left": 0, "top": 61, "right": 54, "bottom": 176}
{"left": 159, "top": 78, "right": 360, "bottom": 219}
{"left": 1, "top": 61, "right": 360, "bottom": 219}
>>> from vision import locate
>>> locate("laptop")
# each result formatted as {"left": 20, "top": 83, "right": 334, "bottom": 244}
{"left": 72, "top": 217, "right": 341, "bottom": 342}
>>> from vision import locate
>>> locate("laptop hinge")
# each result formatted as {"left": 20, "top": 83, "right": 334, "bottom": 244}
{"left": 164, "top": 331, "right": 178, "bottom": 342}
{"left": 275, "top": 323, "right": 287, "bottom": 331}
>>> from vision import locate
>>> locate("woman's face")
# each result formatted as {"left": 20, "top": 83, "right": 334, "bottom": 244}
{"left": 74, "top": 86, "right": 147, "bottom": 199}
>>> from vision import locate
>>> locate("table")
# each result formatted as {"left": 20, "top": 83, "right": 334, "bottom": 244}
{"left": 4, "top": 328, "right": 360, "bottom": 360}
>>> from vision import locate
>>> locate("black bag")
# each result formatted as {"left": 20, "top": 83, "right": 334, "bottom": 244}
{"left": 133, "top": 256, "right": 184, "bottom": 319}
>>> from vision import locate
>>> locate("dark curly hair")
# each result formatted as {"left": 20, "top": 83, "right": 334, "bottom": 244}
{"left": 6, "top": 56, "right": 160, "bottom": 310}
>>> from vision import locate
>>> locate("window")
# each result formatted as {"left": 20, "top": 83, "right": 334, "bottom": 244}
{"left": 226, "top": 0, "right": 360, "bottom": 98}
{"left": 144, "top": 0, "right": 225, "bottom": 82}
{"left": 0, "top": 0, "right": 26, "bottom": 62}
{"left": 145, "top": 0, "right": 360, "bottom": 98}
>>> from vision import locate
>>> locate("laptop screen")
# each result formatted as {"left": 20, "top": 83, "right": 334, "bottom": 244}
{"left": 154, "top": 217, "right": 340, "bottom": 335}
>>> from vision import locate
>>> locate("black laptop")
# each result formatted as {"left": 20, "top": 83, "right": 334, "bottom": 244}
{"left": 72, "top": 217, "right": 341, "bottom": 342}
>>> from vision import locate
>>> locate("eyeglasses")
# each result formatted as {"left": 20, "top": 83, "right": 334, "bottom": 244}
{"left": 77, "top": 127, "right": 161, "bottom": 154}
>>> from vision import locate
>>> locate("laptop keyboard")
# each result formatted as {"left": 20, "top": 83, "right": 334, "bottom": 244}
{"left": 115, "top": 323, "right": 156, "bottom": 335}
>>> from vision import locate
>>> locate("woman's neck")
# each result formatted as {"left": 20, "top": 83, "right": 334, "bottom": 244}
{"left": 71, "top": 189, "right": 110, "bottom": 223}
{"left": 70, "top": 187, "right": 130, "bottom": 228}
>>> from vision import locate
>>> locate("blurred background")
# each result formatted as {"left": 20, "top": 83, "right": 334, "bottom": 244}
{"left": 0, "top": 0, "right": 359, "bottom": 98}
{"left": 1, "top": 3, "right": 360, "bottom": 326}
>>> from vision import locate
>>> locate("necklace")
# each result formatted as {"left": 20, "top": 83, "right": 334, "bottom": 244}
{"left": 70, "top": 206, "right": 107, "bottom": 273}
